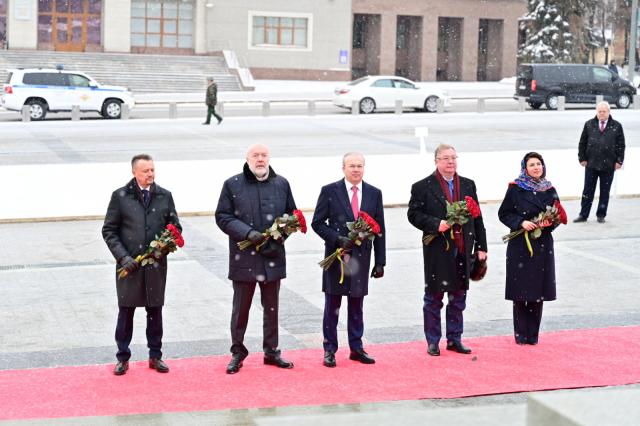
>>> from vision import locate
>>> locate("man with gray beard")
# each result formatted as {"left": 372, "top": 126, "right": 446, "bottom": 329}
{"left": 215, "top": 144, "right": 297, "bottom": 374}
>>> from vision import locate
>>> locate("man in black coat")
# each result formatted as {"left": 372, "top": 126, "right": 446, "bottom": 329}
{"left": 575, "top": 101, "right": 625, "bottom": 223}
{"left": 312, "top": 152, "right": 385, "bottom": 368}
{"left": 407, "top": 144, "right": 487, "bottom": 356}
{"left": 216, "top": 144, "right": 297, "bottom": 374}
{"left": 102, "top": 154, "right": 181, "bottom": 376}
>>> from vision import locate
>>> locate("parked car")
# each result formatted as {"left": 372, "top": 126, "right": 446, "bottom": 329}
{"left": 1, "top": 67, "right": 135, "bottom": 120}
{"left": 514, "top": 63, "right": 636, "bottom": 110}
{"left": 333, "top": 75, "right": 450, "bottom": 114}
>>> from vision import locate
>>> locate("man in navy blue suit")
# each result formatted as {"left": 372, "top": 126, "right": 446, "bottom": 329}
{"left": 312, "top": 152, "right": 386, "bottom": 368}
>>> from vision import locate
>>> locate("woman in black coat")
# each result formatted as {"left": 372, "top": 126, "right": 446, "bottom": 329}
{"left": 498, "top": 152, "right": 560, "bottom": 345}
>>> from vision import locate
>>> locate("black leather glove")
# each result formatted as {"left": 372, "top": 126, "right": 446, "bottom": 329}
{"left": 370, "top": 264, "right": 384, "bottom": 278}
{"left": 336, "top": 236, "right": 354, "bottom": 250}
{"left": 120, "top": 255, "right": 139, "bottom": 273}
{"left": 246, "top": 230, "right": 266, "bottom": 245}
{"left": 259, "top": 239, "right": 280, "bottom": 258}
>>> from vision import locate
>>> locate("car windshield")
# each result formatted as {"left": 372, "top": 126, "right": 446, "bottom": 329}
{"left": 349, "top": 76, "right": 370, "bottom": 86}
{"left": 4, "top": 72, "right": 12, "bottom": 84}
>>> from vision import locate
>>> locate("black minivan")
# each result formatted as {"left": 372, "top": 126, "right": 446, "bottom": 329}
{"left": 514, "top": 63, "right": 636, "bottom": 110}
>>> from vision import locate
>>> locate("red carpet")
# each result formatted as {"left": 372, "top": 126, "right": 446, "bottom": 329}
{"left": 1, "top": 326, "right": 640, "bottom": 420}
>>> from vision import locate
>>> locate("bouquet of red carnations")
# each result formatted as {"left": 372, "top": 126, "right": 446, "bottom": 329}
{"left": 319, "top": 211, "right": 382, "bottom": 284}
{"left": 118, "top": 224, "right": 184, "bottom": 279}
{"left": 502, "top": 200, "right": 567, "bottom": 257}
{"left": 423, "top": 196, "right": 481, "bottom": 250}
{"left": 237, "top": 209, "right": 307, "bottom": 250}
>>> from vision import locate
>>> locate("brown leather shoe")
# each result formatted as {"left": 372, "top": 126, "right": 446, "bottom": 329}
{"left": 148, "top": 358, "right": 169, "bottom": 373}
{"left": 113, "top": 360, "right": 129, "bottom": 376}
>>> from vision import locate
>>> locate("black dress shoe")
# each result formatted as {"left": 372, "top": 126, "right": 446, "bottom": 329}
{"left": 264, "top": 354, "right": 294, "bottom": 369}
{"left": 113, "top": 360, "right": 129, "bottom": 376}
{"left": 226, "top": 354, "right": 244, "bottom": 374}
{"left": 427, "top": 343, "right": 440, "bottom": 356}
{"left": 573, "top": 216, "right": 587, "bottom": 223}
{"left": 218, "top": 118, "right": 223, "bottom": 125}
{"left": 149, "top": 358, "right": 169, "bottom": 373}
{"left": 323, "top": 351, "right": 336, "bottom": 368}
{"left": 597, "top": 217, "right": 605, "bottom": 223}
{"left": 349, "top": 349, "right": 375, "bottom": 364}
{"left": 446, "top": 341, "right": 472, "bottom": 354}
{"left": 202, "top": 122, "right": 210, "bottom": 125}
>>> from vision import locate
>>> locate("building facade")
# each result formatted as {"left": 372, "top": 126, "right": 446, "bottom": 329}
{"left": 1, "top": 0, "right": 525, "bottom": 82}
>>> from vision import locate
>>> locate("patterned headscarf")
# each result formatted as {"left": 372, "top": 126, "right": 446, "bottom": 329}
{"left": 513, "top": 152, "right": 553, "bottom": 192}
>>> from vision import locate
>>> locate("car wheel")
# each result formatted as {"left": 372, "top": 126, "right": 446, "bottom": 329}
{"left": 359, "top": 97, "right": 376, "bottom": 114}
{"left": 616, "top": 92, "right": 631, "bottom": 109}
{"left": 528, "top": 102, "right": 542, "bottom": 110}
{"left": 27, "top": 100, "right": 47, "bottom": 121}
{"left": 545, "top": 94, "right": 560, "bottom": 110}
{"left": 424, "top": 96, "right": 438, "bottom": 112}
{"left": 102, "top": 100, "right": 122, "bottom": 119}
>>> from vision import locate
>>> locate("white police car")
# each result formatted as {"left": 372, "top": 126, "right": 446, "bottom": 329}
{"left": 1, "top": 67, "right": 135, "bottom": 120}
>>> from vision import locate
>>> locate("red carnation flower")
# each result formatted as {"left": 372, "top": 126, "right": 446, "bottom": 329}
{"left": 358, "top": 211, "right": 381, "bottom": 235}
{"left": 293, "top": 209, "right": 307, "bottom": 233}
{"left": 554, "top": 200, "right": 568, "bottom": 225}
{"left": 464, "top": 196, "right": 482, "bottom": 218}
{"left": 166, "top": 224, "right": 185, "bottom": 247}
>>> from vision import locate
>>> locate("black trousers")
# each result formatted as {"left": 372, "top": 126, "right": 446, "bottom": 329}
{"left": 512, "top": 301, "right": 543, "bottom": 344}
{"left": 230, "top": 280, "right": 280, "bottom": 358}
{"left": 115, "top": 306, "right": 163, "bottom": 361}
{"left": 579, "top": 168, "right": 614, "bottom": 219}
{"left": 205, "top": 105, "right": 222, "bottom": 124}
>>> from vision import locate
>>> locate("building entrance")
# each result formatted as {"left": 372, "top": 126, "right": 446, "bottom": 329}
{"left": 38, "top": 0, "right": 102, "bottom": 52}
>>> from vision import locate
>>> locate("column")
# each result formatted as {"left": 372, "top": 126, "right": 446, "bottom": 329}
{"left": 103, "top": 0, "right": 131, "bottom": 52}
{"left": 7, "top": 0, "right": 37, "bottom": 49}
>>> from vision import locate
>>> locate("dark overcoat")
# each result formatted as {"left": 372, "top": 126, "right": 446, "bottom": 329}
{"left": 407, "top": 173, "right": 487, "bottom": 294}
{"left": 102, "top": 179, "right": 181, "bottom": 307}
{"left": 578, "top": 114, "right": 625, "bottom": 172}
{"left": 205, "top": 82, "right": 218, "bottom": 106}
{"left": 215, "top": 163, "right": 296, "bottom": 283}
{"left": 498, "top": 184, "right": 559, "bottom": 302}
{"left": 311, "top": 180, "right": 386, "bottom": 297}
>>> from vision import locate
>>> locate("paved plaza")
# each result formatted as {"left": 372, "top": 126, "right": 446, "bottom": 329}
{"left": 1, "top": 198, "right": 640, "bottom": 423}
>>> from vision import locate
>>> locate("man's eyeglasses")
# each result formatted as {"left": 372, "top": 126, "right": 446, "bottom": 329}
{"left": 436, "top": 156, "right": 458, "bottom": 162}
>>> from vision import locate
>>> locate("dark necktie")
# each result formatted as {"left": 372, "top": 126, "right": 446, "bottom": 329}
{"left": 447, "top": 180, "right": 454, "bottom": 199}
{"left": 600, "top": 121, "right": 605, "bottom": 133}
{"left": 142, "top": 189, "right": 150, "bottom": 207}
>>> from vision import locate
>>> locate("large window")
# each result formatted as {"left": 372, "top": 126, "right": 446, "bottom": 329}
{"left": 249, "top": 12, "right": 311, "bottom": 50}
{"left": 0, "top": 0, "right": 7, "bottom": 49}
{"left": 131, "top": 0, "right": 193, "bottom": 53}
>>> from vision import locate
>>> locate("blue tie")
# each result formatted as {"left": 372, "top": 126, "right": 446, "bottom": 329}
{"left": 142, "top": 189, "right": 150, "bottom": 207}
{"left": 447, "top": 180, "right": 454, "bottom": 199}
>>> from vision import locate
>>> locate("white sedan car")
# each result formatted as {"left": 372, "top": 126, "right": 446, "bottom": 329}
{"left": 333, "top": 75, "right": 450, "bottom": 114}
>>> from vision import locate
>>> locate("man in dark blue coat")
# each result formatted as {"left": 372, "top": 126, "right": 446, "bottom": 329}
{"left": 407, "top": 144, "right": 487, "bottom": 357}
{"left": 103, "top": 154, "right": 181, "bottom": 376}
{"left": 575, "top": 101, "right": 625, "bottom": 223}
{"left": 312, "top": 152, "right": 386, "bottom": 368}
{"left": 216, "top": 144, "right": 297, "bottom": 374}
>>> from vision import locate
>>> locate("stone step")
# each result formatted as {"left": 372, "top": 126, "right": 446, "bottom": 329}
{"left": 526, "top": 388, "right": 640, "bottom": 426}
{"left": 0, "top": 50, "right": 242, "bottom": 93}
